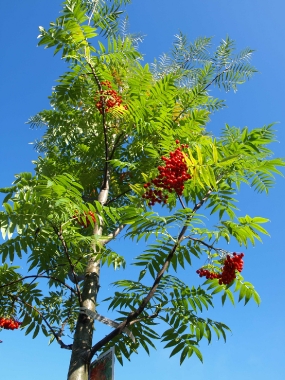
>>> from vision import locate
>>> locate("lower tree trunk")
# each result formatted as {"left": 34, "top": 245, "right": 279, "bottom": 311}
{"left": 67, "top": 259, "right": 100, "bottom": 380}
{"left": 68, "top": 187, "right": 108, "bottom": 379}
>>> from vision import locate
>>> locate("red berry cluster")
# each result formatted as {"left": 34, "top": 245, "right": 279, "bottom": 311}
{"left": 196, "top": 253, "right": 244, "bottom": 285}
{"left": 95, "top": 80, "right": 127, "bottom": 114}
{"left": 0, "top": 317, "right": 22, "bottom": 330}
{"left": 196, "top": 268, "right": 220, "bottom": 280}
{"left": 142, "top": 140, "right": 191, "bottom": 206}
{"left": 73, "top": 211, "right": 96, "bottom": 228}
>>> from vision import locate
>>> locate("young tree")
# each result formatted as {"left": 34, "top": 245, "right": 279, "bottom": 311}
{"left": 0, "top": 1, "right": 284, "bottom": 379}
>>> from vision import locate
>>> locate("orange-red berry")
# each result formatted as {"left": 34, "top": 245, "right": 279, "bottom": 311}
{"left": 196, "top": 253, "right": 244, "bottom": 285}
{"left": 142, "top": 142, "right": 191, "bottom": 206}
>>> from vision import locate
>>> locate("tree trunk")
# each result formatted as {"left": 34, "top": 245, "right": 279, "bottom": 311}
{"left": 67, "top": 175, "right": 109, "bottom": 379}
{"left": 67, "top": 259, "right": 100, "bottom": 380}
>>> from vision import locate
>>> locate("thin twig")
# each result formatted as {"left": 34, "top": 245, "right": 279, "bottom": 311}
{"left": 0, "top": 274, "right": 76, "bottom": 294}
{"left": 109, "top": 133, "right": 126, "bottom": 160}
{"left": 86, "top": 60, "right": 109, "bottom": 191}
{"left": 9, "top": 294, "right": 72, "bottom": 350}
{"left": 177, "top": 194, "right": 186, "bottom": 209}
{"left": 184, "top": 236, "right": 224, "bottom": 253}
{"left": 54, "top": 227, "right": 82, "bottom": 305}
{"left": 58, "top": 291, "right": 74, "bottom": 340}
{"left": 105, "top": 188, "right": 132, "bottom": 205}
{"left": 87, "top": 0, "right": 98, "bottom": 26}
{"left": 202, "top": 64, "right": 231, "bottom": 93}
{"left": 174, "top": 64, "right": 231, "bottom": 122}
{"left": 128, "top": 310, "right": 161, "bottom": 326}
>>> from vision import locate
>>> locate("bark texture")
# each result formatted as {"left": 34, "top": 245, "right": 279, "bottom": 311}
{"left": 67, "top": 182, "right": 108, "bottom": 380}
{"left": 67, "top": 259, "right": 100, "bottom": 380}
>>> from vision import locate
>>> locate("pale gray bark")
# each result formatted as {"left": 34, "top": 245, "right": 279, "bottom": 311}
{"left": 67, "top": 178, "right": 109, "bottom": 380}
{"left": 67, "top": 259, "right": 100, "bottom": 380}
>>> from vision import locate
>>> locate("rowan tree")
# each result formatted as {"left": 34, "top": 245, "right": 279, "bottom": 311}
{"left": 0, "top": 1, "right": 284, "bottom": 379}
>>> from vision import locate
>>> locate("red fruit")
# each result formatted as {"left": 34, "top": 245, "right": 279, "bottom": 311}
{"left": 95, "top": 81, "right": 127, "bottom": 114}
{"left": 196, "top": 253, "right": 244, "bottom": 284}
{"left": 0, "top": 317, "right": 22, "bottom": 330}
{"left": 73, "top": 211, "right": 96, "bottom": 228}
{"left": 142, "top": 142, "right": 192, "bottom": 206}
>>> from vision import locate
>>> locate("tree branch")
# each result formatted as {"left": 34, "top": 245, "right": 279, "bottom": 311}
{"left": 100, "top": 225, "right": 125, "bottom": 245}
{"left": 9, "top": 294, "right": 72, "bottom": 350}
{"left": 58, "top": 292, "right": 74, "bottom": 340}
{"left": 202, "top": 64, "right": 232, "bottom": 93}
{"left": 128, "top": 309, "right": 161, "bottom": 326}
{"left": 86, "top": 59, "right": 109, "bottom": 191}
{"left": 105, "top": 188, "right": 132, "bottom": 205}
{"left": 108, "top": 132, "right": 126, "bottom": 160}
{"left": 86, "top": 0, "right": 98, "bottom": 26}
{"left": 0, "top": 274, "right": 77, "bottom": 294}
{"left": 54, "top": 227, "right": 83, "bottom": 305}
{"left": 177, "top": 194, "right": 186, "bottom": 209}
{"left": 89, "top": 186, "right": 214, "bottom": 358}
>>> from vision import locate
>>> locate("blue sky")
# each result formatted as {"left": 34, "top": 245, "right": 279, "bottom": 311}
{"left": 0, "top": 1, "right": 285, "bottom": 379}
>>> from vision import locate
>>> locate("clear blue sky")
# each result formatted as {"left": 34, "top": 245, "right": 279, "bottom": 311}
{"left": 0, "top": 1, "right": 285, "bottom": 379}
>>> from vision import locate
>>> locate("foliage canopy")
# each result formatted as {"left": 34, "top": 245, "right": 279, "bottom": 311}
{"left": 0, "top": 1, "right": 284, "bottom": 379}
